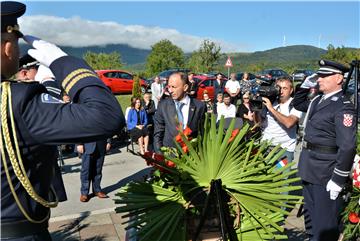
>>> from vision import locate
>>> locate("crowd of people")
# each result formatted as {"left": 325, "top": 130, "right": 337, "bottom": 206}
{"left": 1, "top": 2, "right": 357, "bottom": 241}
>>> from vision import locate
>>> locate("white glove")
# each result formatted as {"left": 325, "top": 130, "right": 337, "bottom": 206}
{"left": 326, "top": 180, "right": 342, "bottom": 200}
{"left": 300, "top": 73, "right": 318, "bottom": 89}
{"left": 23, "top": 35, "right": 67, "bottom": 67}
{"left": 34, "top": 65, "right": 55, "bottom": 84}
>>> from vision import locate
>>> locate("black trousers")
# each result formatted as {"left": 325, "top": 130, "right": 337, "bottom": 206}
{"left": 302, "top": 181, "right": 344, "bottom": 241}
{"left": 1, "top": 230, "right": 51, "bottom": 241}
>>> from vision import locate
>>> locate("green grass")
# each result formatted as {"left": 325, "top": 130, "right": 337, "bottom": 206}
{"left": 115, "top": 94, "right": 132, "bottom": 110}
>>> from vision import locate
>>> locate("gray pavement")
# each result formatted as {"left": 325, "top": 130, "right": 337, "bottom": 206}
{"left": 49, "top": 142, "right": 307, "bottom": 240}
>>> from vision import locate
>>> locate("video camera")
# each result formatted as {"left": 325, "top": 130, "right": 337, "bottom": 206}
{"left": 249, "top": 85, "right": 280, "bottom": 111}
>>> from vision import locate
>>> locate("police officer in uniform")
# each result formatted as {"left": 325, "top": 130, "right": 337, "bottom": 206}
{"left": 1, "top": 1, "right": 124, "bottom": 240}
{"left": 293, "top": 60, "right": 357, "bottom": 241}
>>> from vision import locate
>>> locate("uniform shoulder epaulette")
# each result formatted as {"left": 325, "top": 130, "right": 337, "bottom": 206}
{"left": 340, "top": 95, "right": 353, "bottom": 104}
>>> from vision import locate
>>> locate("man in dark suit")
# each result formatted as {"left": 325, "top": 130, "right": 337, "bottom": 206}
{"left": 154, "top": 72, "right": 206, "bottom": 153}
{"left": 77, "top": 139, "right": 111, "bottom": 202}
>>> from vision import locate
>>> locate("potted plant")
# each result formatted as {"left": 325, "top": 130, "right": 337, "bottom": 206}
{"left": 115, "top": 115, "right": 303, "bottom": 241}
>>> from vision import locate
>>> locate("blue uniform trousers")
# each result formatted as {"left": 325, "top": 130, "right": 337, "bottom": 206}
{"left": 80, "top": 149, "right": 105, "bottom": 195}
{"left": 302, "top": 181, "right": 344, "bottom": 241}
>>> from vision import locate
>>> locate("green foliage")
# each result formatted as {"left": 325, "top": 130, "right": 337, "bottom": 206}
{"left": 132, "top": 75, "right": 142, "bottom": 98}
{"left": 187, "top": 39, "right": 221, "bottom": 73}
{"left": 321, "top": 44, "right": 360, "bottom": 67}
{"left": 216, "top": 45, "right": 325, "bottom": 74}
{"left": 115, "top": 115, "right": 303, "bottom": 240}
{"left": 83, "top": 51, "right": 123, "bottom": 70}
{"left": 145, "top": 39, "right": 185, "bottom": 77}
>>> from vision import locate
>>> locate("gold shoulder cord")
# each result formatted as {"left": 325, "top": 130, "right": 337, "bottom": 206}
{"left": 1, "top": 82, "right": 58, "bottom": 223}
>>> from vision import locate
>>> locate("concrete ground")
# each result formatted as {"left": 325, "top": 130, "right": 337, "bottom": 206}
{"left": 49, "top": 140, "right": 308, "bottom": 241}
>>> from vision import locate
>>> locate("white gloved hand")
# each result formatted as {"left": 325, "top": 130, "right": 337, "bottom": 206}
{"left": 300, "top": 73, "right": 318, "bottom": 89}
{"left": 326, "top": 180, "right": 342, "bottom": 200}
{"left": 23, "top": 35, "right": 67, "bottom": 67}
{"left": 34, "top": 65, "right": 55, "bottom": 84}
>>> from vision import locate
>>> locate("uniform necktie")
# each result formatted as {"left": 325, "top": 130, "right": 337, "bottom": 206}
{"left": 318, "top": 95, "right": 325, "bottom": 105}
{"left": 176, "top": 101, "right": 185, "bottom": 129}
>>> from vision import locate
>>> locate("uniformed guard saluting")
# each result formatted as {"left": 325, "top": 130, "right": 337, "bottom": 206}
{"left": 293, "top": 60, "right": 357, "bottom": 241}
{"left": 1, "top": 1, "right": 124, "bottom": 240}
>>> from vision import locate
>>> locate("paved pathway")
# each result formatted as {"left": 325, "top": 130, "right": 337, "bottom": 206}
{"left": 49, "top": 142, "right": 308, "bottom": 240}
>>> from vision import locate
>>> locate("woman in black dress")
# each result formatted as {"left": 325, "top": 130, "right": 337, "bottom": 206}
{"left": 127, "top": 98, "right": 149, "bottom": 155}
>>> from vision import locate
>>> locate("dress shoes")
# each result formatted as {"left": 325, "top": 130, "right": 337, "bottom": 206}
{"left": 94, "top": 192, "right": 108, "bottom": 198}
{"left": 80, "top": 195, "right": 89, "bottom": 202}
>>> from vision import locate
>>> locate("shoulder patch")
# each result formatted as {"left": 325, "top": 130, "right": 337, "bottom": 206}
{"left": 331, "top": 96, "right": 338, "bottom": 101}
{"left": 343, "top": 114, "right": 354, "bottom": 127}
{"left": 41, "top": 93, "right": 63, "bottom": 104}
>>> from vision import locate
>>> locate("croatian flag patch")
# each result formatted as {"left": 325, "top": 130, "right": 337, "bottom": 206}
{"left": 343, "top": 114, "right": 353, "bottom": 127}
{"left": 276, "top": 159, "right": 288, "bottom": 169}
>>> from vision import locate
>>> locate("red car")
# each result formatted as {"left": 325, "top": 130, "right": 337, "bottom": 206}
{"left": 193, "top": 75, "right": 216, "bottom": 101}
{"left": 96, "top": 70, "right": 147, "bottom": 94}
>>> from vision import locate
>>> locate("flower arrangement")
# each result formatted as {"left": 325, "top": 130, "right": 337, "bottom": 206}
{"left": 341, "top": 129, "right": 360, "bottom": 240}
{"left": 115, "top": 115, "right": 303, "bottom": 241}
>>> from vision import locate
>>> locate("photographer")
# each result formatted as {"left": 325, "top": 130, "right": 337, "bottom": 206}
{"left": 261, "top": 78, "right": 303, "bottom": 163}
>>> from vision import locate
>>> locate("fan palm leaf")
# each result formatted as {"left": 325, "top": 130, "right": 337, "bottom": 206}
{"left": 115, "top": 114, "right": 303, "bottom": 240}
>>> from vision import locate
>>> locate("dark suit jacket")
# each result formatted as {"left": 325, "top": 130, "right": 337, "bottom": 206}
{"left": 153, "top": 97, "right": 206, "bottom": 153}
{"left": 83, "top": 139, "right": 111, "bottom": 155}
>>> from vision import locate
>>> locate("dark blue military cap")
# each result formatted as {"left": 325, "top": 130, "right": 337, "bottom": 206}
{"left": 19, "top": 54, "right": 39, "bottom": 70}
{"left": 317, "top": 59, "right": 349, "bottom": 75}
{"left": 1, "top": 1, "right": 26, "bottom": 37}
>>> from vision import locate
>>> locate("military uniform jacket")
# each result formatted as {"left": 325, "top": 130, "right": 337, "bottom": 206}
{"left": 1, "top": 56, "right": 124, "bottom": 223}
{"left": 293, "top": 88, "right": 356, "bottom": 186}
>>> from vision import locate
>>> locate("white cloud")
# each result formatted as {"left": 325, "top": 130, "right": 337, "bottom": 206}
{"left": 19, "top": 15, "right": 239, "bottom": 53}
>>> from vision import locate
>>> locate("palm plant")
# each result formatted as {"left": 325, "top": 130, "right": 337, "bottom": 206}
{"left": 115, "top": 114, "right": 303, "bottom": 241}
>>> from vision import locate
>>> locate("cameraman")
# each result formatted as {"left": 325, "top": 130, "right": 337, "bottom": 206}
{"left": 261, "top": 78, "right": 303, "bottom": 163}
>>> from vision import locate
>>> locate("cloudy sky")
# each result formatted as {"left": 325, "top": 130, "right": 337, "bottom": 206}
{"left": 19, "top": 1, "right": 359, "bottom": 53}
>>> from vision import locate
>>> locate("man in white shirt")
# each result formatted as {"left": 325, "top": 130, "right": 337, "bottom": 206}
{"left": 217, "top": 93, "right": 236, "bottom": 122}
{"left": 261, "top": 78, "right": 303, "bottom": 163}
{"left": 225, "top": 73, "right": 240, "bottom": 105}
{"left": 151, "top": 76, "right": 163, "bottom": 109}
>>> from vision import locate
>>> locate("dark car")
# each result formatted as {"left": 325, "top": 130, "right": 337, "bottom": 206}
{"left": 292, "top": 69, "right": 314, "bottom": 82}
{"left": 158, "top": 68, "right": 190, "bottom": 82}
{"left": 258, "top": 69, "right": 290, "bottom": 85}
{"left": 235, "top": 72, "right": 257, "bottom": 81}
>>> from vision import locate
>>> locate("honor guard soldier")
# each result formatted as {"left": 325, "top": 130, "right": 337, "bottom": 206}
{"left": 1, "top": 1, "right": 124, "bottom": 240}
{"left": 293, "top": 60, "right": 357, "bottom": 241}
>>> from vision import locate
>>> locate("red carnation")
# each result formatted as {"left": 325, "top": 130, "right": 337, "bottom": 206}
{"left": 228, "top": 129, "right": 239, "bottom": 143}
{"left": 183, "top": 126, "right": 192, "bottom": 137}
{"left": 182, "top": 145, "right": 189, "bottom": 153}
{"left": 348, "top": 212, "right": 360, "bottom": 224}
{"left": 166, "top": 160, "right": 176, "bottom": 168}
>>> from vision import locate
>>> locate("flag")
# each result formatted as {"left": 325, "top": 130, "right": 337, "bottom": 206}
{"left": 276, "top": 159, "right": 288, "bottom": 169}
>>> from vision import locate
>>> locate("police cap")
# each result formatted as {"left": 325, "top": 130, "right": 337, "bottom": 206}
{"left": 19, "top": 54, "right": 39, "bottom": 70}
{"left": 317, "top": 59, "right": 349, "bottom": 75}
{"left": 1, "top": 1, "right": 26, "bottom": 37}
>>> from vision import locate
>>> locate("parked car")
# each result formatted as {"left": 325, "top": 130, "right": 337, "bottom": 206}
{"left": 235, "top": 72, "right": 257, "bottom": 81}
{"left": 292, "top": 69, "right": 314, "bottom": 82}
{"left": 158, "top": 68, "right": 190, "bottom": 82}
{"left": 258, "top": 69, "right": 290, "bottom": 85}
{"left": 193, "top": 75, "right": 216, "bottom": 101}
{"left": 96, "top": 70, "right": 147, "bottom": 94}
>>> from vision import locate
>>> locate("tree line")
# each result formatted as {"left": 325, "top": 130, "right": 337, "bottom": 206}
{"left": 83, "top": 40, "right": 360, "bottom": 78}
